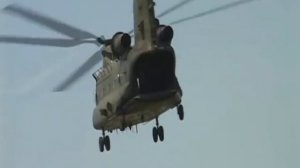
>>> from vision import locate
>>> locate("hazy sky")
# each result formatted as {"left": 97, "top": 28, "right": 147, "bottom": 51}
{"left": 1, "top": 0, "right": 299, "bottom": 168}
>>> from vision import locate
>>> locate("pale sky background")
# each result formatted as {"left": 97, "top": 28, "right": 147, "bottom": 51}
{"left": 0, "top": 0, "right": 299, "bottom": 168}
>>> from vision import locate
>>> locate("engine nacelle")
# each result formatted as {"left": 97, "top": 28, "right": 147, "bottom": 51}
{"left": 156, "top": 25, "right": 174, "bottom": 44}
{"left": 111, "top": 32, "right": 131, "bottom": 56}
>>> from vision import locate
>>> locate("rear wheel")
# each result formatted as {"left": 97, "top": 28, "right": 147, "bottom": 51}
{"left": 158, "top": 126, "right": 164, "bottom": 141}
{"left": 104, "top": 136, "right": 111, "bottom": 151}
{"left": 177, "top": 105, "right": 184, "bottom": 120}
{"left": 99, "top": 137, "right": 104, "bottom": 152}
{"left": 152, "top": 127, "right": 158, "bottom": 143}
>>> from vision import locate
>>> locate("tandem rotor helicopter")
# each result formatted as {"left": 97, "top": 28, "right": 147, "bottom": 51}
{"left": 0, "top": 0, "right": 256, "bottom": 152}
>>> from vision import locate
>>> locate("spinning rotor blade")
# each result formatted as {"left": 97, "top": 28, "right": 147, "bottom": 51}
{"left": 169, "top": 0, "right": 256, "bottom": 25}
{"left": 0, "top": 36, "right": 98, "bottom": 47}
{"left": 156, "top": 0, "right": 195, "bottom": 18}
{"left": 3, "top": 4, "right": 97, "bottom": 39}
{"left": 128, "top": 0, "right": 194, "bottom": 35}
{"left": 54, "top": 50, "right": 102, "bottom": 92}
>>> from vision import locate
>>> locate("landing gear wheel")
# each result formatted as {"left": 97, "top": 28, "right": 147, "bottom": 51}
{"left": 99, "top": 137, "right": 104, "bottom": 152}
{"left": 177, "top": 104, "right": 184, "bottom": 120}
{"left": 152, "top": 127, "right": 158, "bottom": 143}
{"left": 157, "top": 126, "right": 164, "bottom": 141}
{"left": 104, "top": 136, "right": 111, "bottom": 151}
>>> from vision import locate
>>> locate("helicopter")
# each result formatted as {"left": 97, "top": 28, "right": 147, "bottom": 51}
{"left": 0, "top": 0, "right": 256, "bottom": 152}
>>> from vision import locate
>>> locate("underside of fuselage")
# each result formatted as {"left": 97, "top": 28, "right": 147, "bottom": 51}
{"left": 102, "top": 89, "right": 182, "bottom": 130}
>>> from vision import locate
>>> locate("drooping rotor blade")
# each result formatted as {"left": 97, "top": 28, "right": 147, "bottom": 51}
{"left": 169, "top": 0, "right": 256, "bottom": 26}
{"left": 54, "top": 50, "right": 102, "bottom": 91}
{"left": 128, "top": 0, "right": 195, "bottom": 35}
{"left": 156, "top": 0, "right": 195, "bottom": 18}
{"left": 0, "top": 36, "right": 98, "bottom": 47}
{"left": 3, "top": 4, "right": 98, "bottom": 39}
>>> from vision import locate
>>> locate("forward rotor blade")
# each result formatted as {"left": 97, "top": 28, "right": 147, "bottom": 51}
{"left": 156, "top": 0, "right": 195, "bottom": 18}
{"left": 54, "top": 50, "right": 102, "bottom": 91}
{"left": 169, "top": 0, "right": 256, "bottom": 26}
{"left": 3, "top": 4, "right": 97, "bottom": 39}
{"left": 0, "top": 36, "right": 98, "bottom": 47}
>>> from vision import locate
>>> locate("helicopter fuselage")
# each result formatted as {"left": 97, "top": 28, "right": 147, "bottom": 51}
{"left": 90, "top": 0, "right": 184, "bottom": 132}
{"left": 92, "top": 45, "right": 182, "bottom": 131}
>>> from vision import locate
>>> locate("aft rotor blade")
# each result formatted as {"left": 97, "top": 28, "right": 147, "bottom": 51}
{"left": 3, "top": 4, "right": 98, "bottom": 39}
{"left": 156, "top": 0, "right": 195, "bottom": 18}
{"left": 0, "top": 36, "right": 98, "bottom": 47}
{"left": 169, "top": 0, "right": 256, "bottom": 26}
{"left": 54, "top": 50, "right": 102, "bottom": 91}
{"left": 128, "top": 0, "right": 195, "bottom": 35}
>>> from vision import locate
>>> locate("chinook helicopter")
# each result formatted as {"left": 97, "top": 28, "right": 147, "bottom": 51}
{"left": 0, "top": 0, "right": 256, "bottom": 152}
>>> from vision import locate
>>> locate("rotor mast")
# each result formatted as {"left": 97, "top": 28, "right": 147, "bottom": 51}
{"left": 133, "top": 0, "right": 156, "bottom": 50}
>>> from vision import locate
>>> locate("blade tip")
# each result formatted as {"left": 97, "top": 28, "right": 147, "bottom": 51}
{"left": 53, "top": 87, "right": 63, "bottom": 92}
{"left": 3, "top": 4, "right": 18, "bottom": 11}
